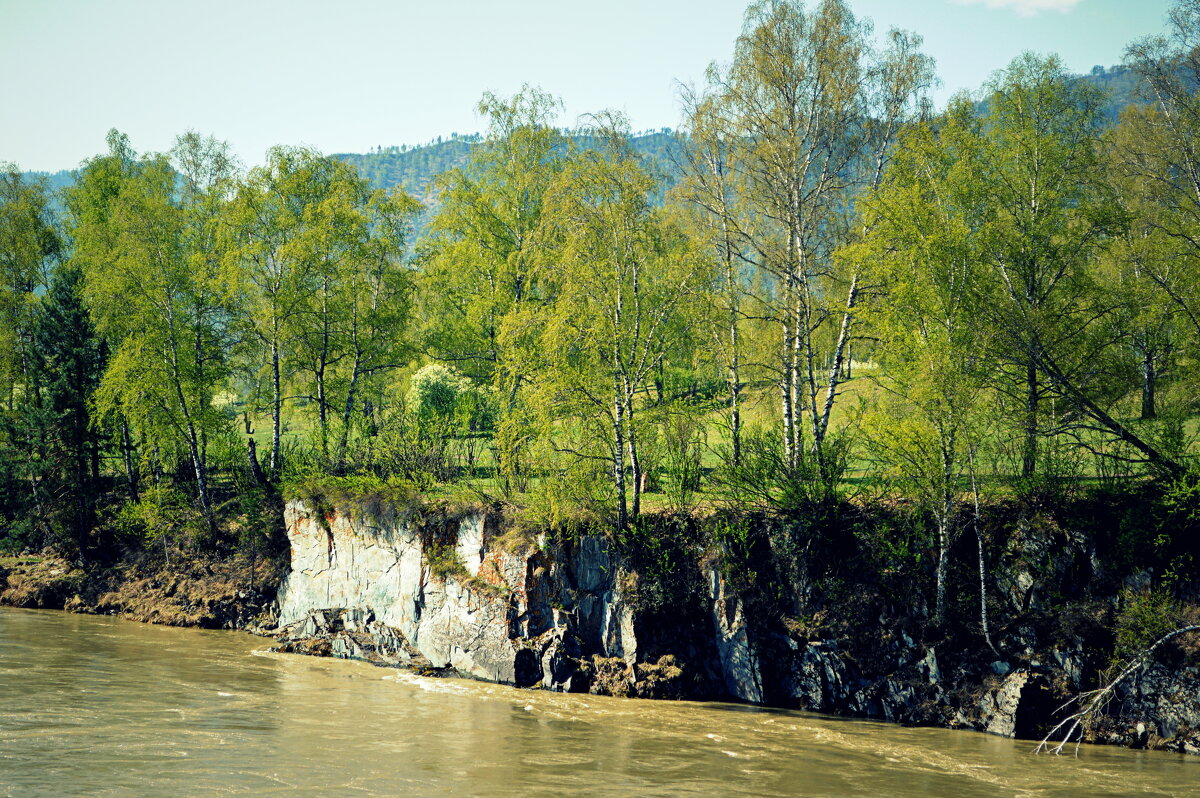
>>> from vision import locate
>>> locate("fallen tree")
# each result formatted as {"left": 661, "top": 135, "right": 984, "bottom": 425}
{"left": 1036, "top": 624, "right": 1200, "bottom": 756}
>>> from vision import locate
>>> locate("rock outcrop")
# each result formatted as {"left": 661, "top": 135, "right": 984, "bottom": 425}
{"left": 271, "top": 497, "right": 1200, "bottom": 755}
{"left": 275, "top": 500, "right": 645, "bottom": 692}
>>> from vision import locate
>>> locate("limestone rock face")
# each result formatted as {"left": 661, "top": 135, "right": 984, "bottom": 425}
{"left": 980, "top": 670, "right": 1029, "bottom": 738}
{"left": 1095, "top": 663, "right": 1200, "bottom": 754}
{"left": 708, "top": 566, "right": 763, "bottom": 703}
{"left": 275, "top": 500, "right": 643, "bottom": 690}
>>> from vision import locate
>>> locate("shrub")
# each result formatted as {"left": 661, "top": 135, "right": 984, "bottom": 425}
{"left": 407, "top": 363, "right": 467, "bottom": 423}
{"left": 662, "top": 412, "right": 704, "bottom": 513}
{"left": 113, "top": 485, "right": 208, "bottom": 562}
{"left": 1113, "top": 587, "right": 1180, "bottom": 664}
{"left": 710, "top": 427, "right": 849, "bottom": 514}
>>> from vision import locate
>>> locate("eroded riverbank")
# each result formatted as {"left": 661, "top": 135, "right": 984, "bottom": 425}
{"left": 6, "top": 488, "right": 1200, "bottom": 760}
{"left": 2, "top": 607, "right": 1197, "bottom": 798}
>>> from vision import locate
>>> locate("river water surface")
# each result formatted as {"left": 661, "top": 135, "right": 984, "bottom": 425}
{"left": 1, "top": 607, "right": 1196, "bottom": 797}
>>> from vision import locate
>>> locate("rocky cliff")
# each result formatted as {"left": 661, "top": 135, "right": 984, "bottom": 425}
{"left": 272, "top": 497, "right": 1200, "bottom": 755}
{"left": 275, "top": 500, "right": 646, "bottom": 691}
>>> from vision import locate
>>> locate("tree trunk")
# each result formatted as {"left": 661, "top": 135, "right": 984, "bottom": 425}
{"left": 187, "top": 429, "right": 216, "bottom": 536}
{"left": 247, "top": 438, "right": 267, "bottom": 487}
{"left": 729, "top": 362, "right": 741, "bottom": 467}
{"left": 334, "top": 360, "right": 362, "bottom": 472}
{"left": 628, "top": 406, "right": 642, "bottom": 521}
{"left": 816, "top": 273, "right": 859, "bottom": 468}
{"left": 613, "top": 387, "right": 628, "bottom": 530}
{"left": 1037, "top": 349, "right": 1182, "bottom": 475}
{"left": 271, "top": 340, "right": 282, "bottom": 472}
{"left": 121, "top": 418, "right": 139, "bottom": 503}
{"left": 935, "top": 511, "right": 949, "bottom": 625}
{"left": 723, "top": 217, "right": 741, "bottom": 467}
{"left": 970, "top": 451, "right": 998, "bottom": 655}
{"left": 1023, "top": 362, "right": 1038, "bottom": 478}
{"left": 316, "top": 363, "right": 328, "bottom": 461}
{"left": 1141, "top": 348, "right": 1157, "bottom": 420}
{"left": 780, "top": 378, "right": 794, "bottom": 466}
{"left": 780, "top": 288, "right": 795, "bottom": 469}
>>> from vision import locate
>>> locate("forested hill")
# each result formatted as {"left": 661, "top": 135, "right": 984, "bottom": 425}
{"left": 332, "top": 129, "right": 682, "bottom": 198}
{"left": 1087, "top": 64, "right": 1144, "bottom": 122}
{"left": 11, "top": 68, "right": 1143, "bottom": 198}
{"left": 331, "top": 68, "right": 1142, "bottom": 198}
{"left": 19, "top": 170, "right": 74, "bottom": 193}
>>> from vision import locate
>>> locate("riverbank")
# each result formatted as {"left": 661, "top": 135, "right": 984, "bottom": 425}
{"left": 5, "top": 484, "right": 1200, "bottom": 758}
{"left": 0, "top": 554, "right": 278, "bottom": 630}
{"left": 266, "top": 487, "right": 1200, "bottom": 756}
{"left": 10, "top": 606, "right": 1198, "bottom": 798}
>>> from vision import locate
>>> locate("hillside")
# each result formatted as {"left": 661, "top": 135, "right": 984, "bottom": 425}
{"left": 331, "top": 129, "right": 683, "bottom": 199}
{"left": 14, "top": 68, "right": 1153, "bottom": 201}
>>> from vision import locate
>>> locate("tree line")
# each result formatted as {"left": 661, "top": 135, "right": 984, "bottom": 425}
{"left": 3, "top": 0, "right": 1200, "bottom": 596}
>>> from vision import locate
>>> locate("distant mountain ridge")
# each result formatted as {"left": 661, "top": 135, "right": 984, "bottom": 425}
{"left": 331, "top": 129, "right": 682, "bottom": 198}
{"left": 15, "top": 67, "right": 1151, "bottom": 198}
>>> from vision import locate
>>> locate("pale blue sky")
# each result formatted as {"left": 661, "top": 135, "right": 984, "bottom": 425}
{"left": 0, "top": 0, "right": 1173, "bottom": 172}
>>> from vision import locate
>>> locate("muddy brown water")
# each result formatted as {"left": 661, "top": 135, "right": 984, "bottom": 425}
{"left": 1, "top": 608, "right": 1196, "bottom": 797}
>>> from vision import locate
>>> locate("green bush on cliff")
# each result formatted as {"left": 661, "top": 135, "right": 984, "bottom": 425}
{"left": 424, "top": 540, "right": 469, "bottom": 581}
{"left": 617, "top": 516, "right": 707, "bottom": 615}
{"left": 1113, "top": 587, "right": 1181, "bottom": 664}
{"left": 283, "top": 474, "right": 423, "bottom": 522}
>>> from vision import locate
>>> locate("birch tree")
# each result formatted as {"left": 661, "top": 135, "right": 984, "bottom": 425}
{"left": 536, "top": 116, "right": 702, "bottom": 527}
{"left": 692, "top": 0, "right": 933, "bottom": 485}
{"left": 420, "top": 86, "right": 565, "bottom": 491}
{"left": 857, "top": 105, "right": 991, "bottom": 623}
{"left": 0, "top": 166, "right": 59, "bottom": 411}
{"left": 285, "top": 157, "right": 417, "bottom": 468}
{"left": 1114, "top": 2, "right": 1200, "bottom": 417}
{"left": 78, "top": 133, "right": 238, "bottom": 532}
{"left": 222, "top": 147, "right": 334, "bottom": 474}
{"left": 962, "top": 55, "right": 1181, "bottom": 477}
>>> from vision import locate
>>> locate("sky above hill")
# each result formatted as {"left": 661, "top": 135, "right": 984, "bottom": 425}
{"left": 0, "top": 0, "right": 1172, "bottom": 173}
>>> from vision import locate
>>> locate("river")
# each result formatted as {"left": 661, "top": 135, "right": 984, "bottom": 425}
{"left": 1, "top": 608, "right": 1196, "bottom": 797}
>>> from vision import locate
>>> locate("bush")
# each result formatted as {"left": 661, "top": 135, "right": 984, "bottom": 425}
{"left": 424, "top": 540, "right": 469, "bottom": 581}
{"left": 283, "top": 473, "right": 422, "bottom": 522}
{"left": 1113, "top": 587, "right": 1180, "bottom": 664}
{"left": 407, "top": 363, "right": 467, "bottom": 423}
{"left": 662, "top": 412, "right": 704, "bottom": 513}
{"left": 710, "top": 427, "right": 849, "bottom": 514}
{"left": 618, "top": 516, "right": 705, "bottom": 615}
{"left": 113, "top": 485, "right": 208, "bottom": 562}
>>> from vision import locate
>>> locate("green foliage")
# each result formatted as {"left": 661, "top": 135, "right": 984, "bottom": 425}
{"left": 0, "top": 516, "right": 38, "bottom": 555}
{"left": 1149, "top": 471, "right": 1200, "bottom": 584}
{"left": 26, "top": 262, "right": 106, "bottom": 556}
{"left": 407, "top": 363, "right": 471, "bottom": 425}
{"left": 517, "top": 451, "right": 613, "bottom": 531}
{"left": 710, "top": 515, "right": 758, "bottom": 588}
{"left": 234, "top": 484, "right": 286, "bottom": 563}
{"left": 282, "top": 473, "right": 422, "bottom": 518}
{"left": 1113, "top": 587, "right": 1181, "bottom": 663}
{"left": 661, "top": 411, "right": 704, "bottom": 513}
{"left": 72, "top": 132, "right": 238, "bottom": 529}
{"left": 113, "top": 485, "right": 209, "bottom": 555}
{"left": 0, "top": 165, "right": 59, "bottom": 390}
{"left": 532, "top": 113, "right": 705, "bottom": 526}
{"left": 711, "top": 427, "right": 848, "bottom": 514}
{"left": 363, "top": 407, "right": 456, "bottom": 488}
{"left": 423, "top": 540, "right": 470, "bottom": 582}
{"left": 617, "top": 516, "right": 705, "bottom": 615}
